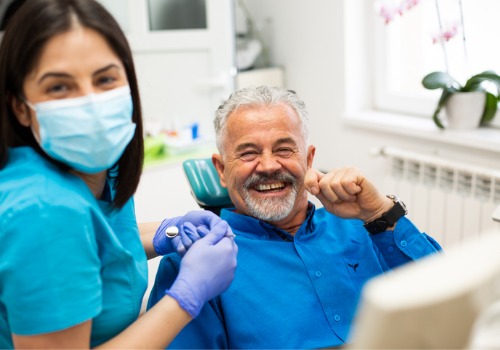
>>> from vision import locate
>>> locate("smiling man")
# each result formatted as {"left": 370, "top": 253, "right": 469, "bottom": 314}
{"left": 148, "top": 86, "right": 442, "bottom": 349}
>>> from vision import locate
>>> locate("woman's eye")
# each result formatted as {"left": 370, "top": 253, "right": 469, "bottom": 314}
{"left": 46, "top": 83, "right": 69, "bottom": 94}
{"left": 275, "top": 148, "right": 295, "bottom": 158}
{"left": 96, "top": 75, "right": 117, "bottom": 86}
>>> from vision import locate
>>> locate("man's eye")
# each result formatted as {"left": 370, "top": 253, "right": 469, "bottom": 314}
{"left": 275, "top": 148, "right": 295, "bottom": 158}
{"left": 239, "top": 151, "right": 259, "bottom": 161}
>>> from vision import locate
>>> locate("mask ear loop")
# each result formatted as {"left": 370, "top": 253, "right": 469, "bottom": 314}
{"left": 20, "top": 96, "right": 42, "bottom": 144}
{"left": 18, "top": 95, "right": 71, "bottom": 171}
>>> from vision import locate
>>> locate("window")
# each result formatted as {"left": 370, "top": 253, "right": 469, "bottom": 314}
{"left": 372, "top": 0, "right": 500, "bottom": 126}
{"left": 148, "top": 0, "right": 207, "bottom": 31}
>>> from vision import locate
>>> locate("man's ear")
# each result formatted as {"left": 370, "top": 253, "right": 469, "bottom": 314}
{"left": 212, "top": 153, "right": 228, "bottom": 188}
{"left": 307, "top": 145, "right": 316, "bottom": 169}
{"left": 10, "top": 96, "right": 32, "bottom": 127}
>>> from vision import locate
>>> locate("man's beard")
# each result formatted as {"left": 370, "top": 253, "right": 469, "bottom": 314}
{"left": 242, "top": 171, "right": 299, "bottom": 222}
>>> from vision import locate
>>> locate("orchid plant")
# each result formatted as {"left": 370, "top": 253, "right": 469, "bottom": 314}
{"left": 375, "top": 0, "right": 421, "bottom": 24}
{"left": 375, "top": 0, "right": 500, "bottom": 128}
{"left": 422, "top": 70, "right": 500, "bottom": 128}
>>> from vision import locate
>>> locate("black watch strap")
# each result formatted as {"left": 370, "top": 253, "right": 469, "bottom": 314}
{"left": 363, "top": 195, "right": 408, "bottom": 235}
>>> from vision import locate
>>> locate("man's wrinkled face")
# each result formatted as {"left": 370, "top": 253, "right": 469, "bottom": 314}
{"left": 213, "top": 103, "right": 314, "bottom": 224}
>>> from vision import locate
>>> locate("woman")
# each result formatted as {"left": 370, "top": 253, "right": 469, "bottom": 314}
{"left": 0, "top": 0, "right": 237, "bottom": 348}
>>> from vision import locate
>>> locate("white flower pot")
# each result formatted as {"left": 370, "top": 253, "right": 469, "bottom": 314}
{"left": 444, "top": 92, "right": 485, "bottom": 129}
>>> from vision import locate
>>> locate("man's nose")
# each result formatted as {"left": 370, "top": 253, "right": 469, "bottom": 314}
{"left": 256, "top": 153, "right": 282, "bottom": 173}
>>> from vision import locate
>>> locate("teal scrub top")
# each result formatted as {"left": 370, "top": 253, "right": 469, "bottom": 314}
{"left": 0, "top": 147, "right": 148, "bottom": 348}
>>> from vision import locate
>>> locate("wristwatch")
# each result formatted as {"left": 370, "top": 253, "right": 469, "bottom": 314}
{"left": 363, "top": 195, "right": 408, "bottom": 235}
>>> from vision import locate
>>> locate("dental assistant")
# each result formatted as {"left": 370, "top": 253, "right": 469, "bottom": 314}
{"left": 0, "top": 0, "right": 237, "bottom": 348}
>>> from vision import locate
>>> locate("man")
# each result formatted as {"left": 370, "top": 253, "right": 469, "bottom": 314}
{"left": 148, "top": 86, "right": 441, "bottom": 349}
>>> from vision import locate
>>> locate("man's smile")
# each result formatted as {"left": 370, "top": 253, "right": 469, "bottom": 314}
{"left": 253, "top": 181, "right": 287, "bottom": 192}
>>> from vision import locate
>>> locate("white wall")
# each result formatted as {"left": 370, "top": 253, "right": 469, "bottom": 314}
{"left": 243, "top": 0, "right": 348, "bottom": 169}
{"left": 135, "top": 0, "right": 500, "bottom": 225}
{"left": 241, "top": 0, "right": 500, "bottom": 190}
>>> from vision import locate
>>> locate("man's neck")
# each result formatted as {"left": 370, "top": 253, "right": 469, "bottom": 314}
{"left": 267, "top": 203, "right": 310, "bottom": 236}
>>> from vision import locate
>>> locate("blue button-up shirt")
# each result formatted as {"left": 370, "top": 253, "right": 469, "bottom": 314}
{"left": 149, "top": 204, "right": 441, "bottom": 349}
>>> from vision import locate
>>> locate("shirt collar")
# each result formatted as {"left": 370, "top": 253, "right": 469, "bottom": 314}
{"left": 220, "top": 202, "right": 317, "bottom": 241}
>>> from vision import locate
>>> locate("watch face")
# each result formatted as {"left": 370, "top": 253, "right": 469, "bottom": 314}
{"left": 385, "top": 202, "right": 408, "bottom": 225}
{"left": 365, "top": 195, "right": 408, "bottom": 235}
{"left": 400, "top": 200, "right": 408, "bottom": 212}
{"left": 388, "top": 195, "right": 408, "bottom": 214}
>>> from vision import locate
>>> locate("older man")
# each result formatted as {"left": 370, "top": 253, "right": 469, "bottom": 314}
{"left": 148, "top": 86, "right": 441, "bottom": 349}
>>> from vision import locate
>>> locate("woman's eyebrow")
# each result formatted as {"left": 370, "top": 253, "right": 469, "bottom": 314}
{"left": 93, "top": 63, "right": 121, "bottom": 77}
{"left": 37, "top": 72, "right": 72, "bottom": 85}
{"left": 36, "top": 64, "right": 121, "bottom": 85}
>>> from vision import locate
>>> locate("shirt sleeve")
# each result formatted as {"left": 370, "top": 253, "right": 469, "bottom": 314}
{"left": 147, "top": 254, "right": 229, "bottom": 349}
{"left": 370, "top": 216, "right": 443, "bottom": 269}
{"left": 1, "top": 200, "right": 102, "bottom": 335}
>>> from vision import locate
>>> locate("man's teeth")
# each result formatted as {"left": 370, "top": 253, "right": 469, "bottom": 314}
{"left": 255, "top": 182, "right": 285, "bottom": 191}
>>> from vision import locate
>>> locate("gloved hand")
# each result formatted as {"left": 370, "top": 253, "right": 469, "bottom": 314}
{"left": 166, "top": 220, "right": 238, "bottom": 318}
{"left": 153, "top": 210, "right": 224, "bottom": 256}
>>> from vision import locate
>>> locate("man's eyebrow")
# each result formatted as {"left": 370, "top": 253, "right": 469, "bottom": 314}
{"left": 235, "top": 142, "right": 259, "bottom": 153}
{"left": 273, "top": 137, "right": 297, "bottom": 146}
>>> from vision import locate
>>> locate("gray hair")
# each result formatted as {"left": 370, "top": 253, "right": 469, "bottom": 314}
{"left": 214, "top": 86, "right": 310, "bottom": 153}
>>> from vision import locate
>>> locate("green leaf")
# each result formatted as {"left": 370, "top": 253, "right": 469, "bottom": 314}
{"left": 463, "top": 81, "right": 486, "bottom": 92}
{"left": 464, "top": 71, "right": 500, "bottom": 94}
{"left": 432, "top": 109, "right": 445, "bottom": 129}
{"left": 424, "top": 71, "right": 500, "bottom": 127}
{"left": 422, "top": 71, "right": 461, "bottom": 90}
{"left": 432, "top": 89, "right": 451, "bottom": 129}
{"left": 481, "top": 92, "right": 498, "bottom": 124}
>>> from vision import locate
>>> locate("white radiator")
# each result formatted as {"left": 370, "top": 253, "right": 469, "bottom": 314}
{"left": 377, "top": 147, "right": 500, "bottom": 249}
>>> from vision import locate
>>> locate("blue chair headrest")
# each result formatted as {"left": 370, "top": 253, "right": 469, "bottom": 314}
{"left": 182, "top": 158, "right": 233, "bottom": 209}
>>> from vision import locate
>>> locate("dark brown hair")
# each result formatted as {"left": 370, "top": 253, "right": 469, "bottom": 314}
{"left": 0, "top": 0, "right": 143, "bottom": 208}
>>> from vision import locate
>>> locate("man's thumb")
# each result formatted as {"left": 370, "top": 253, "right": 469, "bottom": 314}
{"left": 304, "top": 168, "right": 324, "bottom": 196}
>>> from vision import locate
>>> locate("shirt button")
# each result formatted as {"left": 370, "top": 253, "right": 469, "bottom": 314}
{"left": 334, "top": 314, "right": 341, "bottom": 322}
{"left": 315, "top": 271, "right": 322, "bottom": 277}
{"left": 387, "top": 246, "right": 394, "bottom": 253}
{"left": 400, "top": 240, "right": 408, "bottom": 247}
{"left": 261, "top": 235, "right": 268, "bottom": 240}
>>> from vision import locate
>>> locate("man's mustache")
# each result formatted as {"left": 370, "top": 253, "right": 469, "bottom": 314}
{"left": 244, "top": 172, "right": 296, "bottom": 189}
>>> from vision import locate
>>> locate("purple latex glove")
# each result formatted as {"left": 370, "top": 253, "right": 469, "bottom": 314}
{"left": 152, "top": 210, "right": 224, "bottom": 256}
{"left": 166, "top": 220, "right": 238, "bottom": 318}
{"left": 176, "top": 222, "right": 236, "bottom": 256}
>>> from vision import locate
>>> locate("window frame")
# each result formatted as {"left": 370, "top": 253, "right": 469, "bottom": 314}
{"left": 342, "top": 0, "right": 500, "bottom": 155}
{"left": 347, "top": 0, "right": 500, "bottom": 123}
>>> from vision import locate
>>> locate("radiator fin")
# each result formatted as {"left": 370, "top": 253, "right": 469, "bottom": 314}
{"left": 379, "top": 147, "right": 500, "bottom": 248}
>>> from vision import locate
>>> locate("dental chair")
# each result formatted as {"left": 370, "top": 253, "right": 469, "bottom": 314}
{"left": 182, "top": 158, "right": 233, "bottom": 215}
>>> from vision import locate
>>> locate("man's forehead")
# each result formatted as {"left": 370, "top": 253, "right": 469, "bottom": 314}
{"left": 227, "top": 104, "right": 300, "bottom": 127}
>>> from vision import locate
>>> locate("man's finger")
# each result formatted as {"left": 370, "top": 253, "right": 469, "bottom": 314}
{"left": 304, "top": 168, "right": 325, "bottom": 195}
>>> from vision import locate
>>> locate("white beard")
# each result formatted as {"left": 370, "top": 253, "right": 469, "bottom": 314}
{"left": 244, "top": 190, "right": 297, "bottom": 222}
{"left": 242, "top": 171, "right": 299, "bottom": 222}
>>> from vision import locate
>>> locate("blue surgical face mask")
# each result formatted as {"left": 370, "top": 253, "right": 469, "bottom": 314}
{"left": 27, "top": 85, "right": 136, "bottom": 173}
